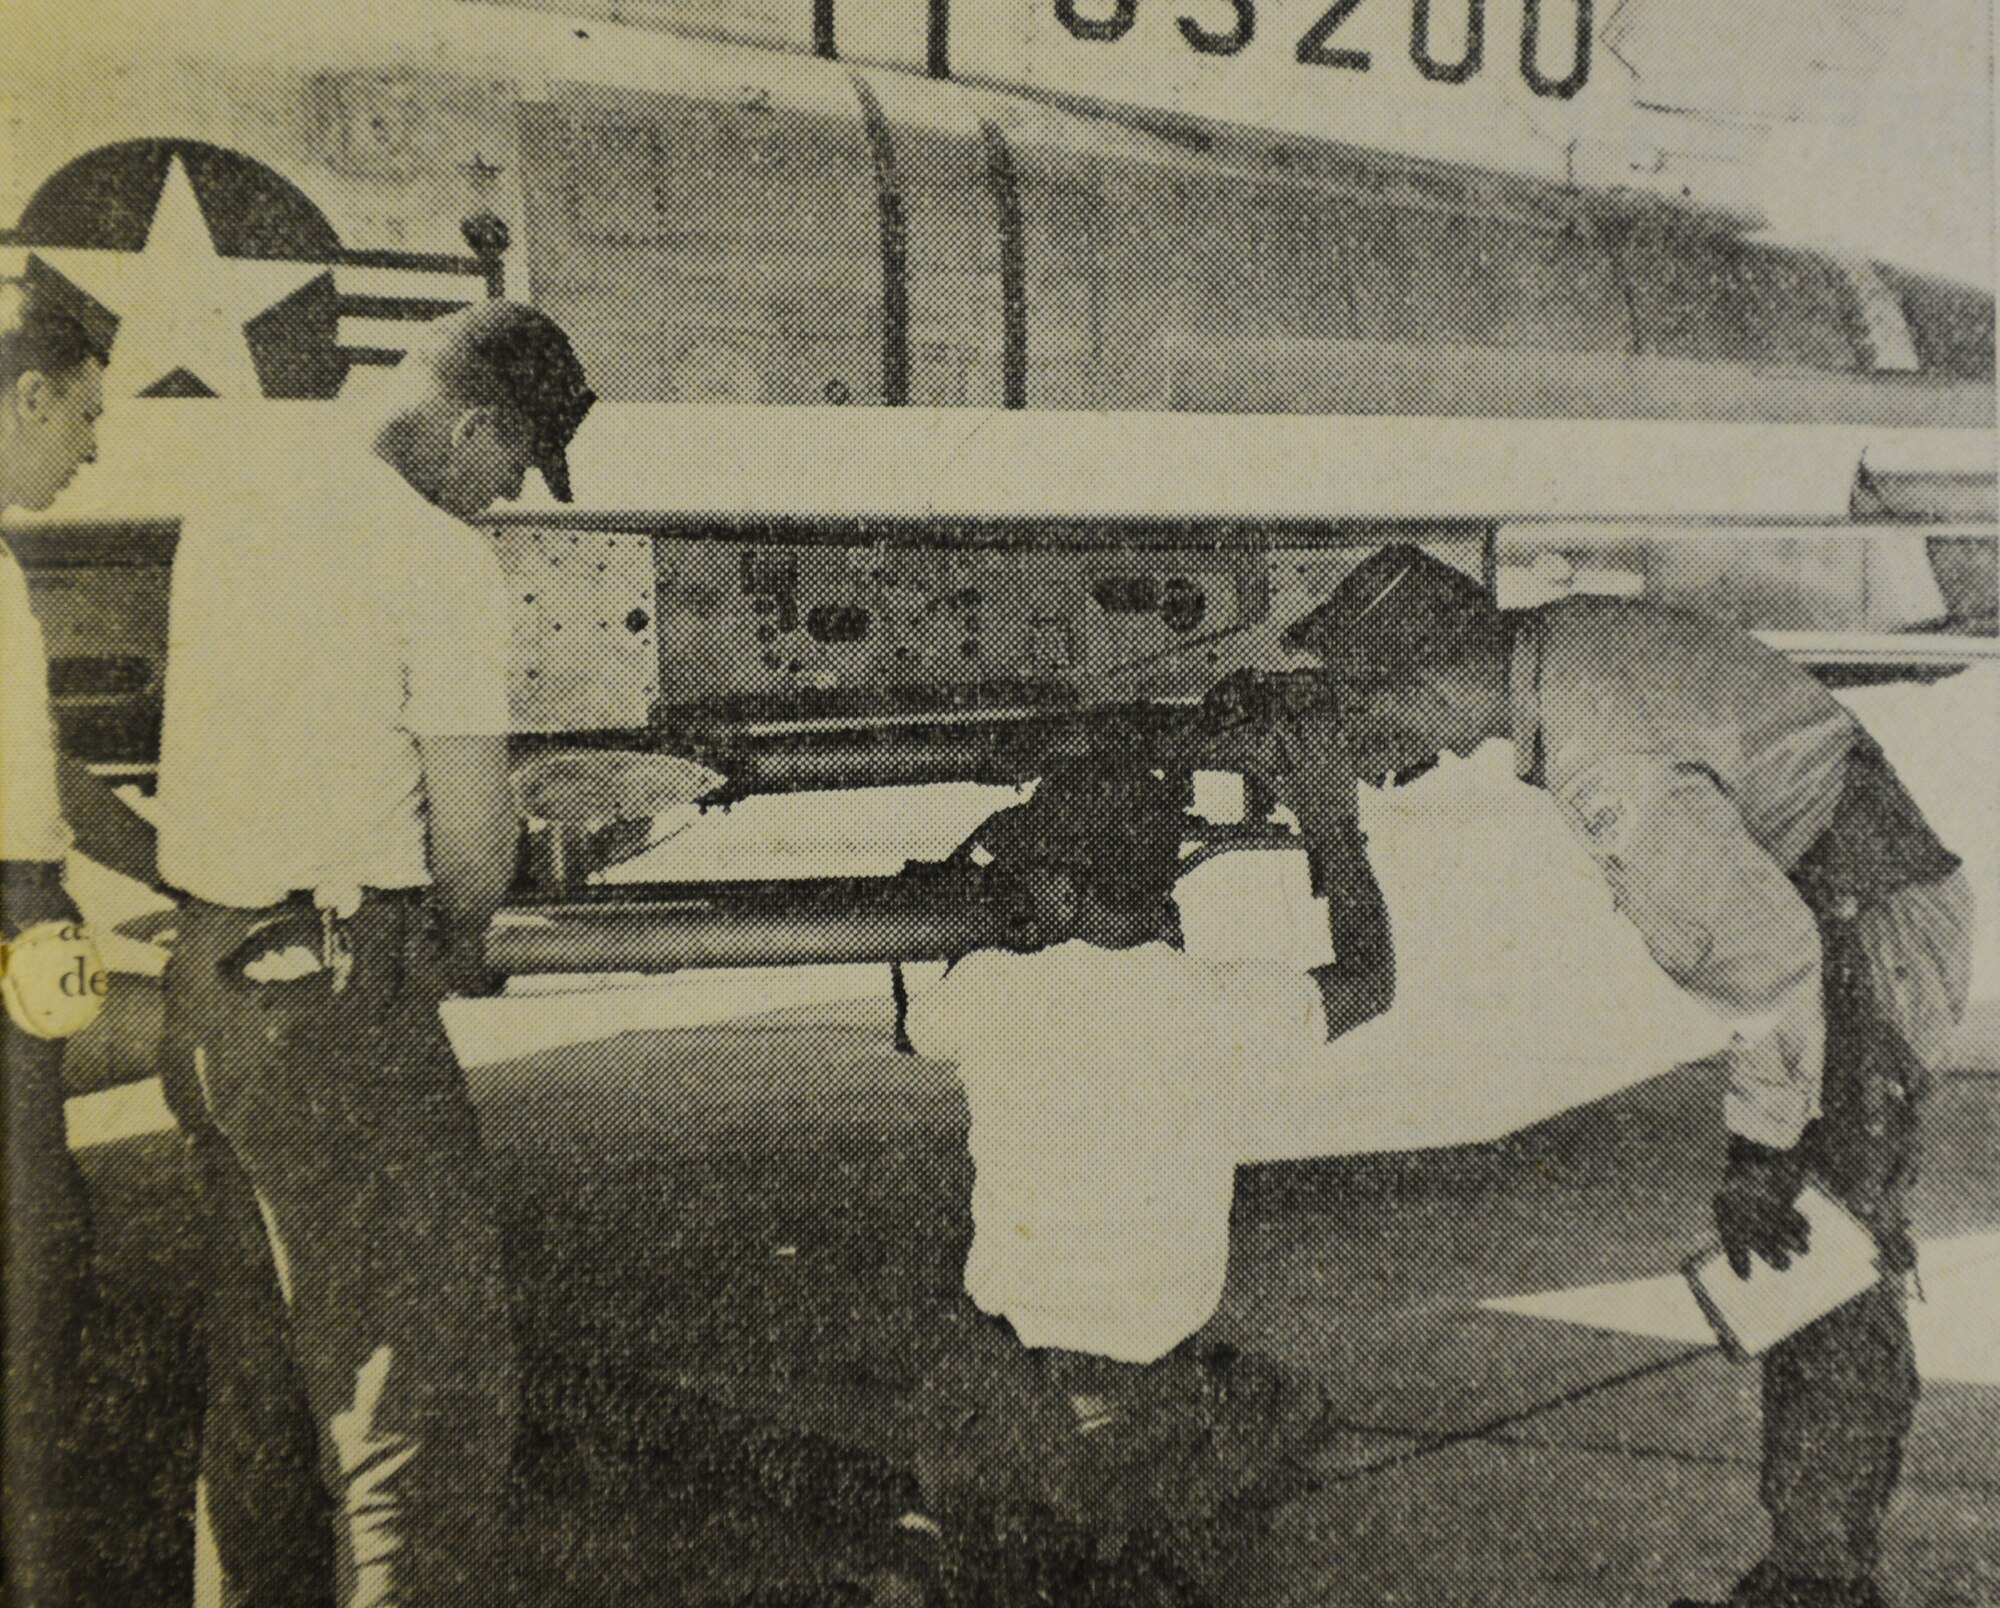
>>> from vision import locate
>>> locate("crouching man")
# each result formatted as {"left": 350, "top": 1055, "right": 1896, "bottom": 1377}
{"left": 905, "top": 758, "right": 1386, "bottom": 1600}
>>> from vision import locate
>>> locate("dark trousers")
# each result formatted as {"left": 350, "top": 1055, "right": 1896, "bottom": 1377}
{"left": 3, "top": 1022, "right": 98, "bottom": 1608}
{"left": 1759, "top": 875, "right": 1969, "bottom": 1581}
{"left": 160, "top": 895, "right": 517, "bottom": 1608}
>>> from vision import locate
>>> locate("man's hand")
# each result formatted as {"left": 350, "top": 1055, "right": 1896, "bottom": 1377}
{"left": 1193, "top": 671, "right": 1361, "bottom": 881}
{"left": 1, "top": 859, "right": 76, "bottom": 940}
{"left": 1714, "top": 1136, "right": 1812, "bottom": 1278}
{"left": 418, "top": 734, "right": 518, "bottom": 996}
{"left": 1194, "top": 667, "right": 1279, "bottom": 735}
{"left": 1192, "top": 670, "right": 1335, "bottom": 809}
{"left": 1192, "top": 671, "right": 1336, "bottom": 767}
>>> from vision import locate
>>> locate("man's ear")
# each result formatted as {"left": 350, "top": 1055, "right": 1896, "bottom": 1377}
{"left": 448, "top": 404, "right": 498, "bottom": 449}
{"left": 12, "top": 369, "right": 56, "bottom": 423}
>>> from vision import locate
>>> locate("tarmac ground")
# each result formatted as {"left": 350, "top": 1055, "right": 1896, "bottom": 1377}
{"left": 68, "top": 997, "right": 2000, "bottom": 1608}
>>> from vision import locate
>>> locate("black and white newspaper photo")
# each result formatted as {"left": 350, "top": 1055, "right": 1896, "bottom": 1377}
{"left": 2, "top": 1, "right": 1996, "bottom": 1603}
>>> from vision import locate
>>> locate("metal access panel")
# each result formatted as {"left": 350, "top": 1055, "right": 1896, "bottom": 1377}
{"left": 519, "top": 75, "right": 884, "bottom": 407}
{"left": 647, "top": 537, "right": 1275, "bottom": 712}
{"left": 493, "top": 527, "right": 660, "bottom": 732}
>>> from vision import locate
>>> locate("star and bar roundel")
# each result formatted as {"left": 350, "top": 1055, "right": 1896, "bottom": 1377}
{"left": 0, "top": 140, "right": 502, "bottom": 400}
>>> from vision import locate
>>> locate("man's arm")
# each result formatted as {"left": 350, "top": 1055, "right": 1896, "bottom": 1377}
{"left": 1265, "top": 712, "right": 1394, "bottom": 1039}
{"left": 403, "top": 521, "right": 520, "bottom": 993}
{"left": 418, "top": 733, "right": 518, "bottom": 995}
{"left": 1189, "top": 671, "right": 1395, "bottom": 1038}
{"left": 1557, "top": 756, "right": 1826, "bottom": 1274}
{"left": 1305, "top": 816, "right": 1395, "bottom": 1040}
{"left": 1555, "top": 757, "right": 1823, "bottom": 1148}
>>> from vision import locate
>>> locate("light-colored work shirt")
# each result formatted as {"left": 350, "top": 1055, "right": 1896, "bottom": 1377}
{"left": 1510, "top": 595, "right": 1859, "bottom": 1147}
{"left": 157, "top": 454, "right": 513, "bottom": 909}
{"left": 909, "top": 940, "right": 1305, "bottom": 1363}
{"left": 1, "top": 538, "right": 69, "bottom": 864}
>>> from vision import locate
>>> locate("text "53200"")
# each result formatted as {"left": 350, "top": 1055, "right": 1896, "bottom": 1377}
{"left": 1055, "top": 0, "right": 1594, "bottom": 100}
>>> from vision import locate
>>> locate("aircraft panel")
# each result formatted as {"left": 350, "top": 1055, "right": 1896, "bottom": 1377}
{"left": 498, "top": 529, "right": 661, "bottom": 732}
{"left": 525, "top": 79, "right": 887, "bottom": 406}
{"left": 1725, "top": 245, "right": 1872, "bottom": 373}
{"left": 881, "top": 96, "right": 1010, "bottom": 408}
{"left": 1006, "top": 142, "right": 1105, "bottom": 409}
{"left": 636, "top": 538, "right": 1282, "bottom": 715}
{"left": 1607, "top": 220, "right": 1897, "bottom": 377}
{"left": 1616, "top": 217, "right": 1778, "bottom": 368}
{"left": 1092, "top": 161, "right": 1275, "bottom": 392}
{"left": 1458, "top": 216, "right": 1629, "bottom": 353}
{"left": 1878, "top": 267, "right": 2000, "bottom": 381}
{"left": 1242, "top": 183, "right": 1367, "bottom": 343}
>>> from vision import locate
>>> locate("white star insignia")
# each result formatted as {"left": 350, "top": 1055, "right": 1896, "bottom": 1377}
{"left": 35, "top": 156, "right": 324, "bottom": 399}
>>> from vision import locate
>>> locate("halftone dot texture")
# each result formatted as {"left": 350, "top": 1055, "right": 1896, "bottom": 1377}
{"left": 15, "top": 33, "right": 1994, "bottom": 1608}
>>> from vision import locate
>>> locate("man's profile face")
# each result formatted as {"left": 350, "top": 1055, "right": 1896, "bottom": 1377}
{"left": 1336, "top": 689, "right": 1447, "bottom": 786}
{"left": 1406, "top": 655, "right": 1500, "bottom": 759}
{"left": 6, "top": 359, "right": 103, "bottom": 511}
{"left": 438, "top": 404, "right": 536, "bottom": 519}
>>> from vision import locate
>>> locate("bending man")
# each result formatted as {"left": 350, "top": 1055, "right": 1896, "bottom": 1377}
{"left": 1290, "top": 544, "right": 1972, "bottom": 1608}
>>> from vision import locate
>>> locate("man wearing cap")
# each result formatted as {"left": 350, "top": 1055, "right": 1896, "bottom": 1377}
{"left": 154, "top": 301, "right": 594, "bottom": 1605}
{"left": 3, "top": 264, "right": 123, "bottom": 1608}
{"left": 1286, "top": 544, "right": 1972, "bottom": 1608}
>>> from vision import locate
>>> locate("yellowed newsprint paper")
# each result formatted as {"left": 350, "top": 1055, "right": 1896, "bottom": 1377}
{"left": 3, "top": 1, "right": 1996, "bottom": 1603}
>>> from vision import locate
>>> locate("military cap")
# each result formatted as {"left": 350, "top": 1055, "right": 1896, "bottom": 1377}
{"left": 1282, "top": 543, "right": 1496, "bottom": 682}
{"left": 427, "top": 300, "right": 595, "bottom": 502}
{"left": 0, "top": 258, "right": 119, "bottom": 374}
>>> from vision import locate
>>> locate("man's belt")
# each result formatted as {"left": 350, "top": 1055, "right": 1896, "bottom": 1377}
{"left": 1791, "top": 733, "right": 1961, "bottom": 924}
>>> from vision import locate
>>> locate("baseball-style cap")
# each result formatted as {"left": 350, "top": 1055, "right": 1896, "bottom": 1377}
{"left": 1282, "top": 543, "right": 1496, "bottom": 681}
{"left": 427, "top": 300, "right": 595, "bottom": 502}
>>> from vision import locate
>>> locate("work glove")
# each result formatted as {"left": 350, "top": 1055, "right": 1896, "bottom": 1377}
{"left": 1193, "top": 670, "right": 1335, "bottom": 758}
{"left": 1713, "top": 1135, "right": 1811, "bottom": 1278}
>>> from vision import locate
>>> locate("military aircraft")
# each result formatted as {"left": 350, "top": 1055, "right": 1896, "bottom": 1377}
{"left": 4, "top": 0, "right": 1995, "bottom": 1106}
